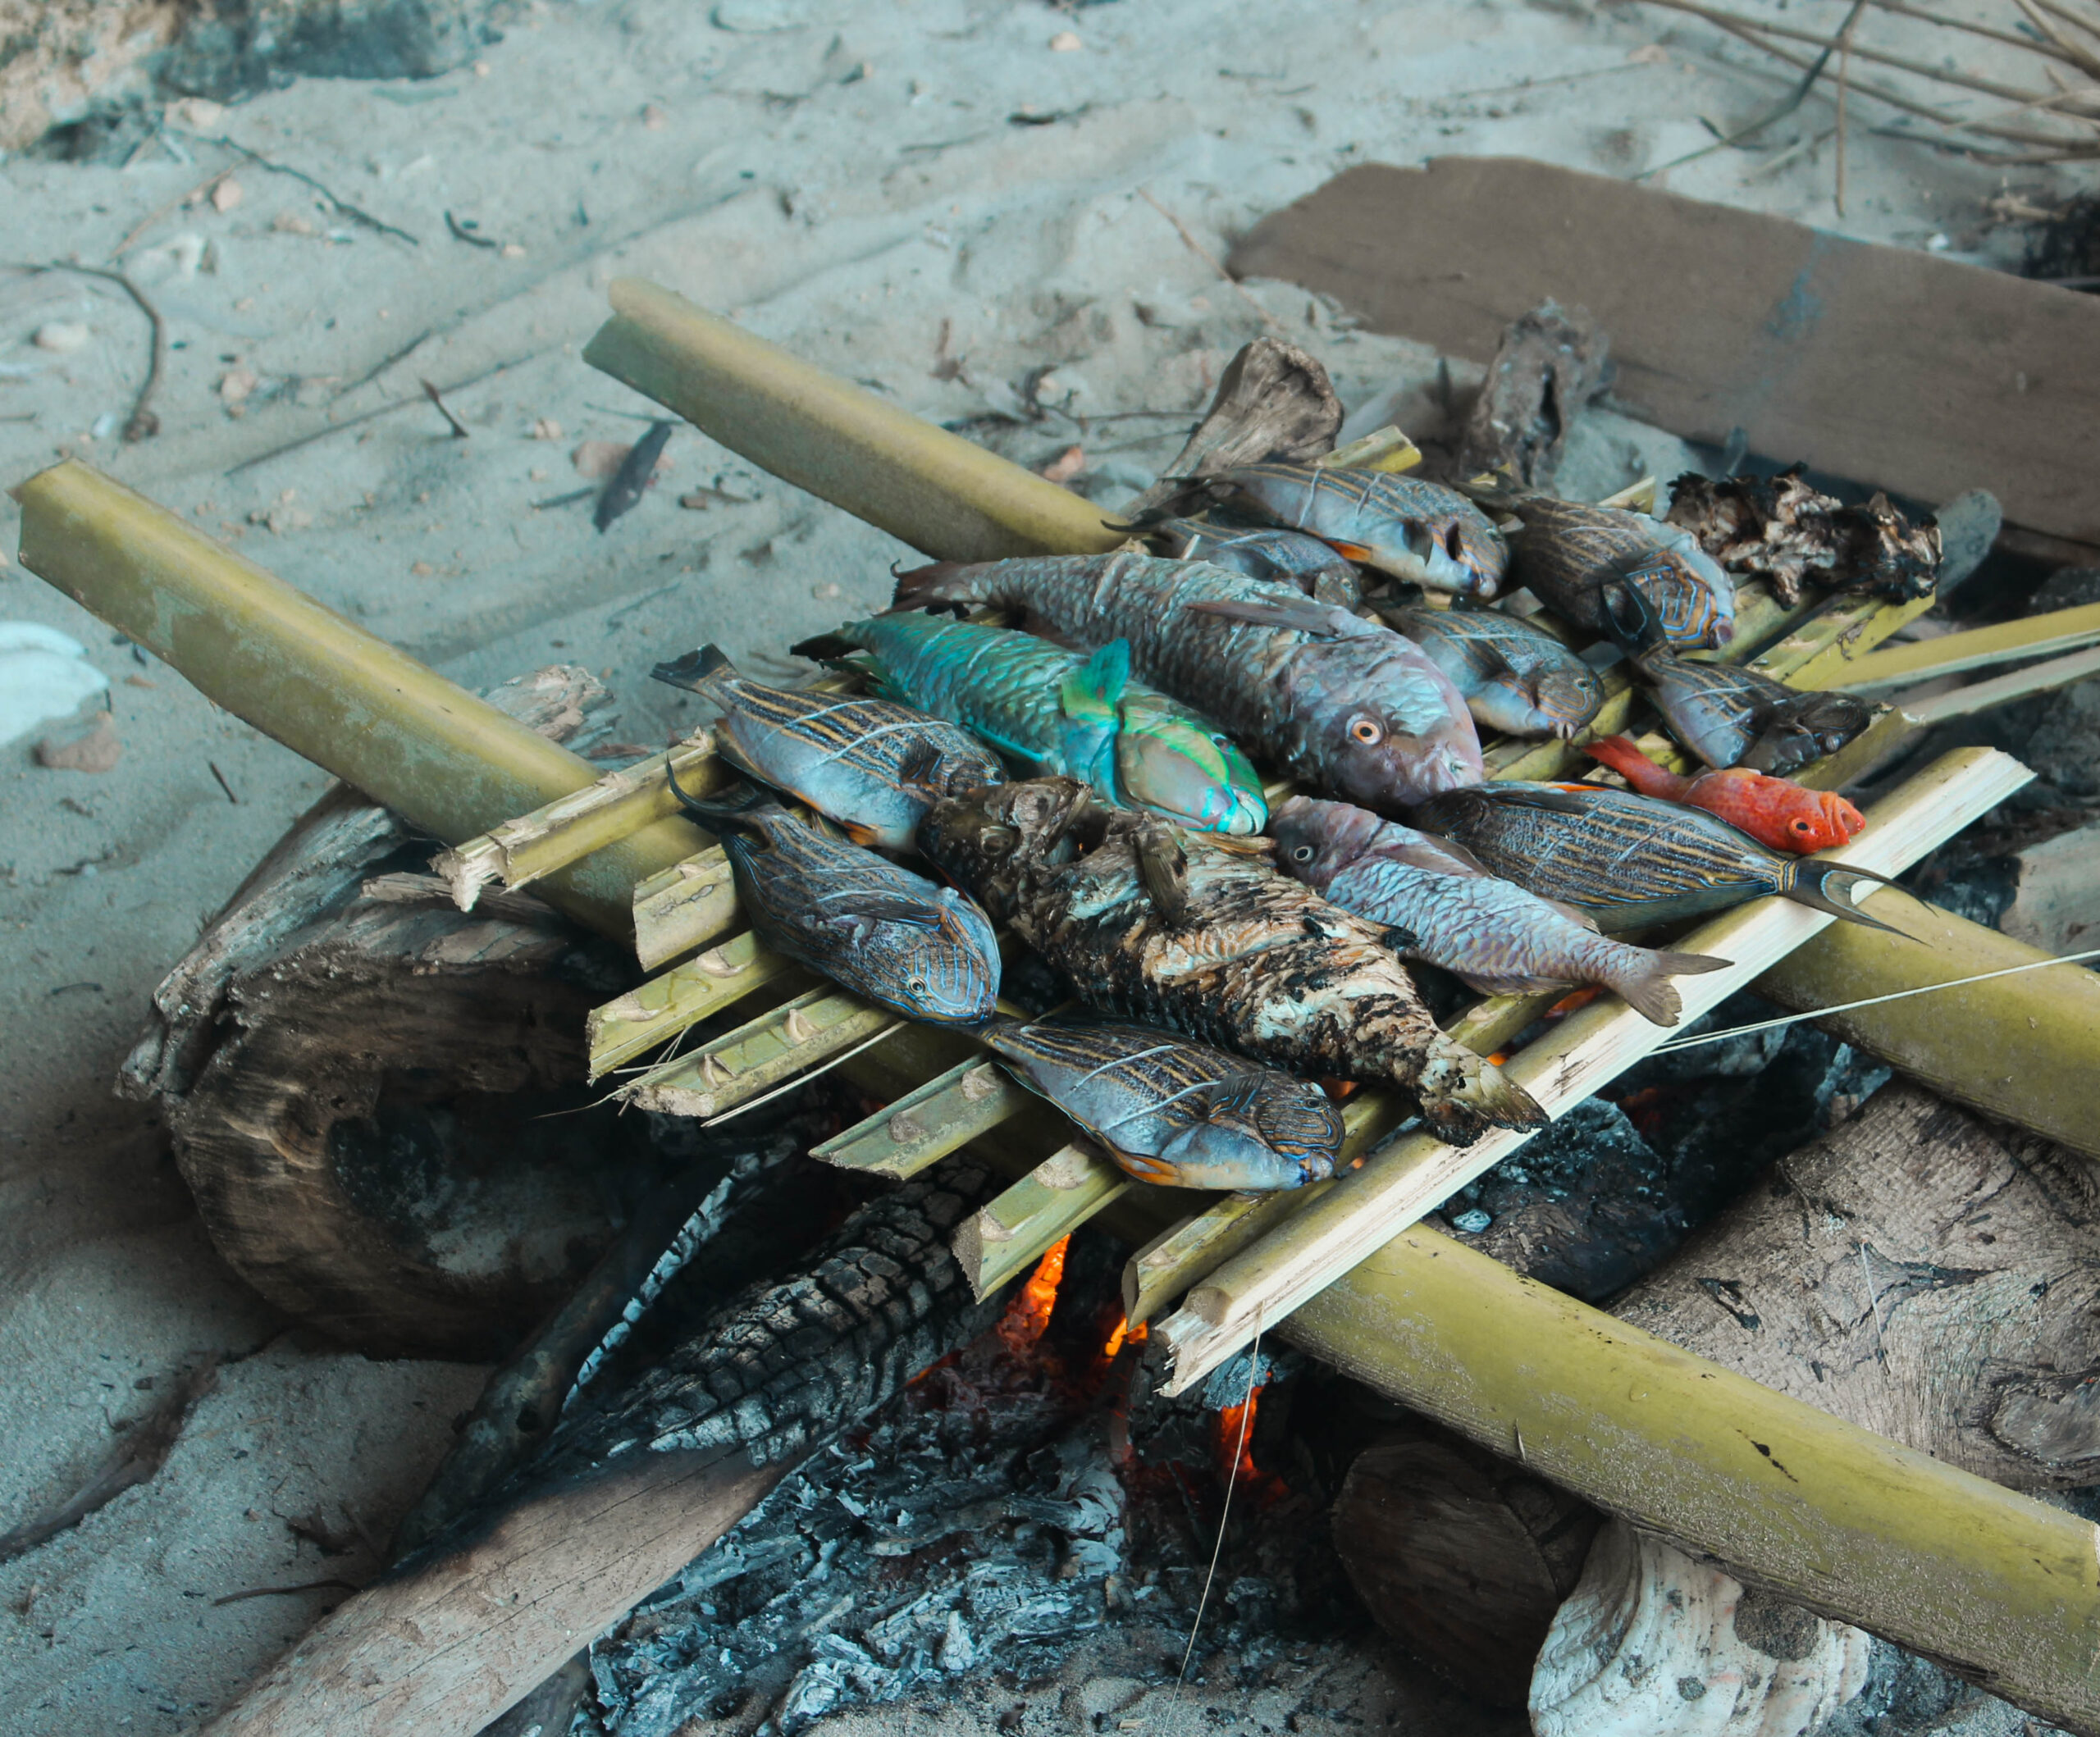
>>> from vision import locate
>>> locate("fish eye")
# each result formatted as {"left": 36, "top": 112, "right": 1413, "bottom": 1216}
{"left": 1291, "top": 843, "right": 1317, "bottom": 863}
{"left": 1792, "top": 818, "right": 1812, "bottom": 832}
{"left": 1348, "top": 715, "right": 1385, "bottom": 746}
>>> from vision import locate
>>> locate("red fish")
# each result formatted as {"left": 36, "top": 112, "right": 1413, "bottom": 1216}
{"left": 1582, "top": 735, "right": 1864, "bottom": 855}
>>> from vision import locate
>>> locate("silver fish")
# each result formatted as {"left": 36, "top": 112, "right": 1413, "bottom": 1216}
{"left": 892, "top": 550, "right": 1483, "bottom": 811}
{"left": 1379, "top": 600, "right": 1605, "bottom": 740}
{"left": 1269, "top": 796, "right": 1728, "bottom": 1027}
{"left": 984, "top": 1018, "right": 1340, "bottom": 1190}
{"left": 1145, "top": 516, "right": 1363, "bottom": 608}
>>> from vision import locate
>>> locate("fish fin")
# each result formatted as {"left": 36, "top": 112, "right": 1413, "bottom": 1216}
{"left": 838, "top": 819, "right": 883, "bottom": 847}
{"left": 1543, "top": 897, "right": 1602, "bottom": 932}
{"left": 1413, "top": 1040, "right": 1547, "bottom": 1143}
{"left": 1599, "top": 579, "right": 1664, "bottom": 657}
{"left": 888, "top": 559, "right": 985, "bottom": 615}
{"left": 893, "top": 739, "right": 947, "bottom": 795}
{"left": 651, "top": 643, "right": 736, "bottom": 694}
{"left": 1583, "top": 734, "right": 1678, "bottom": 796}
{"left": 1786, "top": 863, "right": 1911, "bottom": 934}
{"left": 664, "top": 763, "right": 769, "bottom": 835}
{"left": 1471, "top": 784, "right": 1603, "bottom": 819}
{"left": 1608, "top": 950, "right": 1732, "bottom": 1027}
{"left": 788, "top": 630, "right": 861, "bottom": 661}
{"left": 1183, "top": 595, "right": 1369, "bottom": 639}
{"left": 1059, "top": 639, "right": 1131, "bottom": 726}
{"left": 1104, "top": 1143, "right": 1184, "bottom": 1187}
{"left": 1134, "top": 818, "right": 1193, "bottom": 926}
{"left": 1324, "top": 540, "right": 1378, "bottom": 563}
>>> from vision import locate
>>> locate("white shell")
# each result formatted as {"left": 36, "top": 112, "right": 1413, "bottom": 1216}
{"left": 1531, "top": 1520, "right": 1871, "bottom": 1737}
{"left": 0, "top": 624, "right": 110, "bottom": 748}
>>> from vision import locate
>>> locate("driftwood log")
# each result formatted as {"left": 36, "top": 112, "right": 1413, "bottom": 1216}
{"left": 1450, "top": 300, "right": 1610, "bottom": 490}
{"left": 206, "top": 1158, "right": 1006, "bottom": 1737}
{"left": 134, "top": 668, "right": 648, "bottom": 1360}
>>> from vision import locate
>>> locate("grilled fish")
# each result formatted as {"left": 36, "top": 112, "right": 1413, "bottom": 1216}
{"left": 917, "top": 777, "right": 1545, "bottom": 1142}
{"left": 1270, "top": 795, "right": 1728, "bottom": 1025}
{"left": 791, "top": 614, "right": 1266, "bottom": 834}
{"left": 892, "top": 551, "right": 1482, "bottom": 810}
{"left": 1376, "top": 599, "right": 1605, "bottom": 740}
{"left": 652, "top": 644, "right": 1004, "bottom": 850}
{"left": 984, "top": 1019, "right": 1341, "bottom": 1189}
{"left": 1583, "top": 735, "right": 1865, "bottom": 855}
{"left": 1412, "top": 781, "right": 1900, "bottom": 933}
{"left": 1502, "top": 494, "right": 1735, "bottom": 650}
{"left": 1144, "top": 515, "right": 1363, "bottom": 608}
{"left": 666, "top": 775, "right": 999, "bottom": 1026}
{"left": 1180, "top": 463, "right": 1509, "bottom": 595}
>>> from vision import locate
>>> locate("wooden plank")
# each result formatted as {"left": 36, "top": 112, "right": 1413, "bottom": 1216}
{"left": 1154, "top": 746, "right": 2034, "bottom": 1396}
{"left": 1226, "top": 157, "right": 2100, "bottom": 543}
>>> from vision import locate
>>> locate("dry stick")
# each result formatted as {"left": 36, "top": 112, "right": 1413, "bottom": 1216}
{"left": 2018, "top": 0, "right": 2100, "bottom": 80}
{"left": 226, "top": 351, "right": 544, "bottom": 476}
{"left": 5, "top": 262, "right": 167, "bottom": 441}
{"left": 1135, "top": 188, "right": 1285, "bottom": 334}
{"left": 420, "top": 380, "right": 472, "bottom": 439}
{"left": 213, "top": 1580, "right": 363, "bottom": 1608}
{"left": 183, "top": 133, "right": 419, "bottom": 245}
{"left": 331, "top": 329, "right": 436, "bottom": 403}
{"left": 1860, "top": 0, "right": 2084, "bottom": 57}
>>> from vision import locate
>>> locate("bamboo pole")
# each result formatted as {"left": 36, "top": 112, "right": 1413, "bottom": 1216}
{"left": 620, "top": 987, "right": 900, "bottom": 1119}
{"left": 1153, "top": 746, "right": 2034, "bottom": 1397}
{"left": 582, "top": 279, "right": 1126, "bottom": 564}
{"left": 1906, "top": 643, "right": 2100, "bottom": 723}
{"left": 1278, "top": 1226, "right": 2100, "bottom": 1736}
{"left": 11, "top": 462, "right": 704, "bottom": 938}
{"left": 1833, "top": 601, "right": 2100, "bottom": 691}
{"left": 811, "top": 1057, "right": 1032, "bottom": 1180}
{"left": 631, "top": 846, "right": 739, "bottom": 969}
{"left": 585, "top": 937, "right": 797, "bottom": 1080}
{"left": 954, "top": 1142, "right": 1132, "bottom": 1297}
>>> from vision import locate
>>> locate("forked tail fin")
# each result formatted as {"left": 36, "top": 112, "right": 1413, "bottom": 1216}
{"left": 1601, "top": 946, "right": 1732, "bottom": 1028}
{"left": 1783, "top": 861, "right": 1910, "bottom": 935}
{"left": 663, "top": 761, "right": 772, "bottom": 834}
{"left": 651, "top": 643, "right": 736, "bottom": 695}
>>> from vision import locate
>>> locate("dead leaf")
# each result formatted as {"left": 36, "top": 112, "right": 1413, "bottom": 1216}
{"left": 1039, "top": 445, "right": 1085, "bottom": 485}
{"left": 36, "top": 712, "right": 121, "bottom": 775}
{"left": 212, "top": 178, "right": 245, "bottom": 214}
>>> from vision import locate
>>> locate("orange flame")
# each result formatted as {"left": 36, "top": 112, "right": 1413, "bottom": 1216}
{"left": 1100, "top": 1311, "right": 1149, "bottom": 1360}
{"left": 1545, "top": 987, "right": 1604, "bottom": 1021}
{"left": 996, "top": 1234, "right": 1069, "bottom": 1355}
{"left": 1215, "top": 1383, "right": 1266, "bottom": 1485}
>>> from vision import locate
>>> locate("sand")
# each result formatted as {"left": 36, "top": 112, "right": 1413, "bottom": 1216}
{"left": 0, "top": 1, "right": 2075, "bottom": 1730}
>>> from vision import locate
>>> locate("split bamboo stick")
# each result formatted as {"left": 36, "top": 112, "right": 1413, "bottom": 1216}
{"left": 1153, "top": 745, "right": 2034, "bottom": 1397}
{"left": 1833, "top": 600, "right": 2100, "bottom": 691}
{"left": 630, "top": 846, "right": 740, "bottom": 970}
{"left": 620, "top": 987, "right": 900, "bottom": 1119}
{"left": 11, "top": 462, "right": 704, "bottom": 939}
{"left": 586, "top": 936, "right": 798, "bottom": 1080}
{"left": 811, "top": 1058, "right": 1031, "bottom": 1180}
{"left": 953, "top": 1142, "right": 1131, "bottom": 1296}
{"left": 582, "top": 279, "right": 1126, "bottom": 564}
{"left": 1279, "top": 1226, "right": 2100, "bottom": 1737}
{"left": 1905, "top": 642, "right": 2100, "bottom": 723}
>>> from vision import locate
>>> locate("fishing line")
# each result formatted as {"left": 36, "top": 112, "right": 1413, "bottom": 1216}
{"left": 1163, "top": 1310, "right": 1263, "bottom": 1737}
{"left": 700, "top": 1019, "right": 908, "bottom": 1127}
{"left": 1646, "top": 946, "right": 2100, "bottom": 1055}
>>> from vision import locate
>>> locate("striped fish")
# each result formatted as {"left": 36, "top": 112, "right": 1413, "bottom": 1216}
{"left": 1269, "top": 795, "right": 1727, "bottom": 1025}
{"left": 1504, "top": 495, "right": 1735, "bottom": 650}
{"left": 984, "top": 1019, "right": 1340, "bottom": 1190}
{"left": 1411, "top": 781, "right": 1901, "bottom": 932}
{"left": 1378, "top": 600, "right": 1605, "bottom": 740}
{"left": 1191, "top": 463, "right": 1509, "bottom": 596}
{"left": 664, "top": 777, "right": 999, "bottom": 1027}
{"left": 652, "top": 645, "right": 1004, "bottom": 850}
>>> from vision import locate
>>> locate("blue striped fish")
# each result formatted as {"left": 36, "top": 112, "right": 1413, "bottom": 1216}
{"left": 984, "top": 1018, "right": 1340, "bottom": 1190}
{"left": 652, "top": 645, "right": 1005, "bottom": 850}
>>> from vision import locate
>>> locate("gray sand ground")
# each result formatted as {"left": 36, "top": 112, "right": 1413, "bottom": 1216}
{"left": 0, "top": 2, "right": 2077, "bottom": 1730}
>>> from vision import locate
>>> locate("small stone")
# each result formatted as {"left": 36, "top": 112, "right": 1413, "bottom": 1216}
{"left": 170, "top": 98, "right": 225, "bottom": 130}
{"left": 531, "top": 417, "right": 563, "bottom": 441}
{"left": 1049, "top": 30, "right": 1082, "bottom": 50}
{"left": 218, "top": 365, "right": 258, "bottom": 406}
{"left": 272, "top": 210, "right": 317, "bottom": 236}
{"left": 472, "top": 58, "right": 491, "bottom": 77}
{"left": 33, "top": 321, "right": 89, "bottom": 353}
{"left": 35, "top": 711, "right": 121, "bottom": 774}
{"left": 1451, "top": 1208, "right": 1493, "bottom": 1235}
{"left": 641, "top": 103, "right": 668, "bottom": 130}
{"left": 411, "top": 561, "right": 435, "bottom": 577}
{"left": 810, "top": 581, "right": 842, "bottom": 600}
{"left": 212, "top": 177, "right": 245, "bottom": 214}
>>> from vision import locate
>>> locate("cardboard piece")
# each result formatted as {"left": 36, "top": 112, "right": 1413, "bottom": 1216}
{"left": 1229, "top": 157, "right": 2100, "bottom": 549}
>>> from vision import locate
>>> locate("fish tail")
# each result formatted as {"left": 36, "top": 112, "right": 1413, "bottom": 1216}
{"left": 1582, "top": 734, "right": 1680, "bottom": 799}
{"left": 1782, "top": 861, "right": 1909, "bottom": 934}
{"left": 663, "top": 761, "right": 769, "bottom": 834}
{"left": 1412, "top": 1036, "right": 1547, "bottom": 1143}
{"left": 890, "top": 559, "right": 991, "bottom": 613}
{"left": 1598, "top": 946, "right": 1732, "bottom": 1028}
{"left": 651, "top": 642, "right": 737, "bottom": 695}
{"left": 788, "top": 629, "right": 862, "bottom": 661}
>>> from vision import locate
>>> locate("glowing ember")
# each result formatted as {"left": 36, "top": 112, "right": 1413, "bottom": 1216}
{"left": 1215, "top": 1382, "right": 1266, "bottom": 1485}
{"left": 1099, "top": 1311, "right": 1148, "bottom": 1360}
{"left": 1545, "top": 986, "right": 1604, "bottom": 1021}
{"left": 996, "top": 1234, "right": 1069, "bottom": 1354}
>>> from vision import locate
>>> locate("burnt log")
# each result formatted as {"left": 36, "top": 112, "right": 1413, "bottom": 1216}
{"left": 1451, "top": 301, "right": 1610, "bottom": 490}
{"left": 204, "top": 1158, "right": 1007, "bottom": 1737}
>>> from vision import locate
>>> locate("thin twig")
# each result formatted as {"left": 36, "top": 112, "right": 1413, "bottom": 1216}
{"left": 112, "top": 166, "right": 234, "bottom": 258}
{"left": 208, "top": 762, "right": 239, "bottom": 804}
{"left": 212, "top": 1579, "right": 362, "bottom": 1607}
{"left": 1835, "top": 4, "right": 1862, "bottom": 213}
{"left": 329, "top": 328, "right": 435, "bottom": 403}
{"left": 445, "top": 210, "right": 501, "bottom": 251}
{"left": 1860, "top": 0, "right": 2083, "bottom": 60}
{"left": 421, "top": 378, "right": 471, "bottom": 439}
{"left": 3, "top": 262, "right": 165, "bottom": 440}
{"left": 226, "top": 351, "right": 541, "bottom": 476}
{"left": 1135, "top": 188, "right": 1285, "bottom": 334}
{"left": 2033, "top": 0, "right": 2100, "bottom": 49}
{"left": 182, "top": 134, "right": 419, "bottom": 245}
{"left": 1634, "top": 0, "right": 1865, "bottom": 180}
{"left": 2018, "top": 0, "right": 2100, "bottom": 80}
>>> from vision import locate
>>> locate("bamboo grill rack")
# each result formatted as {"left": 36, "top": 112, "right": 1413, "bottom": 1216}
{"left": 21, "top": 282, "right": 2100, "bottom": 1729}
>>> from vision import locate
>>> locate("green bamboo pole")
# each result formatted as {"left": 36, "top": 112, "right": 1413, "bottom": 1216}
{"left": 1281, "top": 1225, "right": 2100, "bottom": 1735}
{"left": 582, "top": 279, "right": 1125, "bottom": 564}
{"left": 1835, "top": 600, "right": 2100, "bottom": 690}
{"left": 12, "top": 462, "right": 703, "bottom": 938}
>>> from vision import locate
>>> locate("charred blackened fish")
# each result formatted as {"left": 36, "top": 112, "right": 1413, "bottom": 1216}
{"left": 1500, "top": 493, "right": 1735, "bottom": 650}
{"left": 1603, "top": 586, "right": 1873, "bottom": 773}
{"left": 1144, "top": 516, "right": 1363, "bottom": 608}
{"left": 1177, "top": 463, "right": 1509, "bottom": 596}
{"left": 1666, "top": 466, "right": 1941, "bottom": 604}
{"left": 1377, "top": 599, "right": 1605, "bottom": 740}
{"left": 667, "top": 777, "right": 999, "bottom": 1026}
{"left": 652, "top": 645, "right": 1004, "bottom": 850}
{"left": 984, "top": 1019, "right": 1340, "bottom": 1189}
{"left": 1412, "top": 781, "right": 1901, "bottom": 933}
{"left": 918, "top": 777, "right": 1545, "bottom": 1142}
{"left": 1270, "top": 795, "right": 1728, "bottom": 1025}
{"left": 892, "top": 551, "right": 1482, "bottom": 809}
{"left": 791, "top": 613, "right": 1266, "bottom": 834}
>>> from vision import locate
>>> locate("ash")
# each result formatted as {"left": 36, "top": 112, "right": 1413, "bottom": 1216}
{"left": 574, "top": 1233, "right": 1359, "bottom": 1737}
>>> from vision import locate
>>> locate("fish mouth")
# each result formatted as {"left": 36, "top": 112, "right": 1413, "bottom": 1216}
{"left": 1213, "top": 787, "right": 1270, "bottom": 837}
